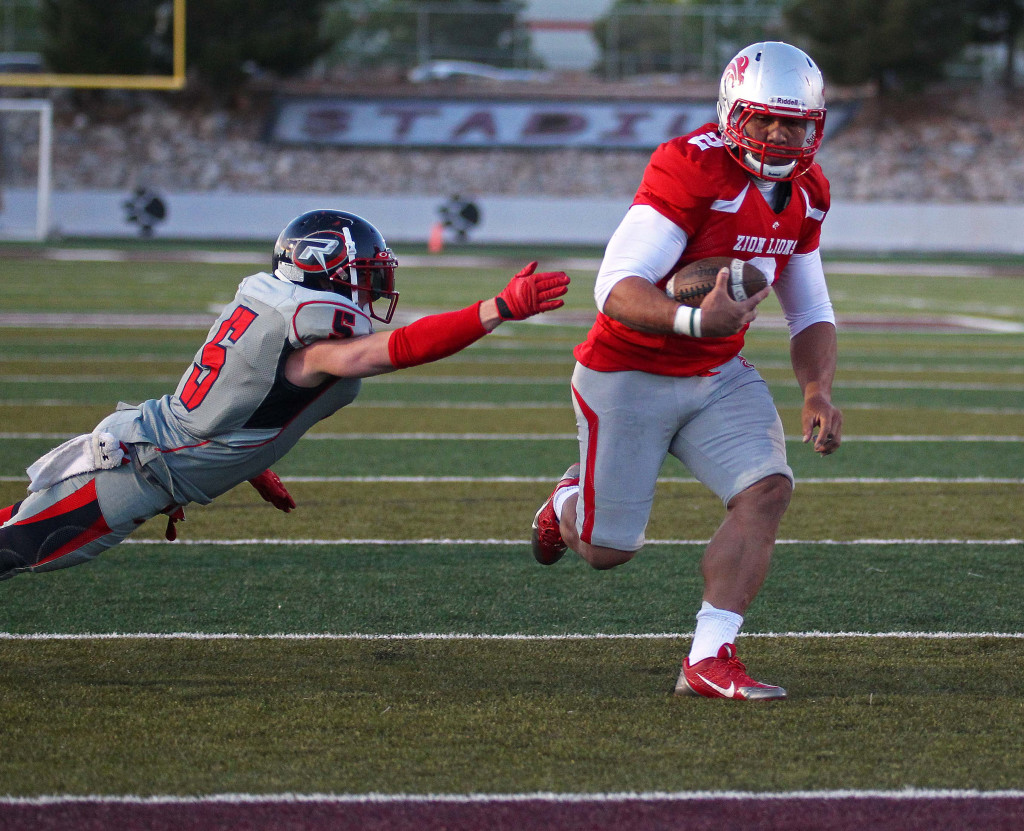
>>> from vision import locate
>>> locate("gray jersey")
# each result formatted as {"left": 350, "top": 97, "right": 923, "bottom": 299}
{"left": 98, "top": 273, "right": 373, "bottom": 505}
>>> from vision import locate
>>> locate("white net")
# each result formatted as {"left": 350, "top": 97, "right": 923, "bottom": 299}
{"left": 0, "top": 98, "right": 52, "bottom": 240}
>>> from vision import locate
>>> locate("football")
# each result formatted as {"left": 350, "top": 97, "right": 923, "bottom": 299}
{"left": 665, "top": 257, "right": 769, "bottom": 307}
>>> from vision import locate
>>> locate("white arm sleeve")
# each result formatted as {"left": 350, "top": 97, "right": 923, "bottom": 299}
{"left": 594, "top": 204, "right": 688, "bottom": 312}
{"left": 772, "top": 248, "right": 836, "bottom": 339}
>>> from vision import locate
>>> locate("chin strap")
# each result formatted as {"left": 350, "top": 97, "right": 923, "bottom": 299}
{"left": 744, "top": 151, "right": 797, "bottom": 180}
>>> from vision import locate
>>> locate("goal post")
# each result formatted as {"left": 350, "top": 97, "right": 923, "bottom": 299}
{"left": 0, "top": 98, "right": 53, "bottom": 241}
{"left": 0, "top": 0, "right": 186, "bottom": 91}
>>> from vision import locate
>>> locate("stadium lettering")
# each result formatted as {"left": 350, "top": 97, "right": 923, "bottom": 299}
{"left": 521, "top": 111, "right": 588, "bottom": 138}
{"left": 666, "top": 113, "right": 691, "bottom": 137}
{"left": 453, "top": 111, "right": 498, "bottom": 140}
{"left": 379, "top": 106, "right": 442, "bottom": 139}
{"left": 302, "top": 108, "right": 351, "bottom": 139}
{"left": 599, "top": 111, "right": 652, "bottom": 142}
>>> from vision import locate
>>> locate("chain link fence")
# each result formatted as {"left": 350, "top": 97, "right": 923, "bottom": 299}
{"left": 0, "top": 0, "right": 784, "bottom": 80}
{"left": 322, "top": 1, "right": 784, "bottom": 78}
{"left": 596, "top": 4, "right": 784, "bottom": 80}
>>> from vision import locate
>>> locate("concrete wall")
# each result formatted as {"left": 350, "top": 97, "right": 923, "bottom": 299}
{"left": 6, "top": 188, "right": 1024, "bottom": 254}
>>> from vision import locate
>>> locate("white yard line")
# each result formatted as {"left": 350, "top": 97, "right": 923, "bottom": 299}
{"left": 4, "top": 399, "right": 1024, "bottom": 415}
{"left": 2, "top": 631, "right": 1023, "bottom": 641}
{"left": 2, "top": 432, "right": 1023, "bottom": 442}
{"left": 2, "top": 788, "right": 1023, "bottom": 804}
{"left": 5, "top": 373, "right": 1024, "bottom": 390}
{"left": 104, "top": 537, "right": 1022, "bottom": 546}
{"left": 3, "top": 475, "right": 1024, "bottom": 484}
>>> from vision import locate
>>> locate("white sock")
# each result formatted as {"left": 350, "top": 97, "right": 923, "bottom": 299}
{"left": 551, "top": 484, "right": 578, "bottom": 521}
{"left": 688, "top": 601, "right": 743, "bottom": 663}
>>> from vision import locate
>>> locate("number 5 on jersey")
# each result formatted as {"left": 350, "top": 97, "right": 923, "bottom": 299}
{"left": 180, "top": 305, "right": 258, "bottom": 410}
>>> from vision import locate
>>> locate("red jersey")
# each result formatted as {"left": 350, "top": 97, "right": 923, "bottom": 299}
{"left": 575, "top": 123, "right": 830, "bottom": 377}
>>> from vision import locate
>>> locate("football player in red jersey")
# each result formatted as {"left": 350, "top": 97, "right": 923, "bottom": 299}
{"left": 0, "top": 210, "right": 568, "bottom": 581}
{"left": 532, "top": 42, "right": 843, "bottom": 700}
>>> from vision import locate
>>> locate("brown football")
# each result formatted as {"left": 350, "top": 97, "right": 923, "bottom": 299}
{"left": 665, "top": 257, "right": 769, "bottom": 308}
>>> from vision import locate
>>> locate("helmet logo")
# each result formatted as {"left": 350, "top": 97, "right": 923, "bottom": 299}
{"left": 293, "top": 234, "right": 346, "bottom": 273}
{"left": 724, "top": 55, "right": 749, "bottom": 88}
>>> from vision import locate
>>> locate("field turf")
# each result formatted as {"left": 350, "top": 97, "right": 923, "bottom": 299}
{"left": 1, "top": 246, "right": 1023, "bottom": 826}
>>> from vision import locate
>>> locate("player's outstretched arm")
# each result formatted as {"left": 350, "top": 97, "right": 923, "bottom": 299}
{"left": 286, "top": 263, "right": 569, "bottom": 384}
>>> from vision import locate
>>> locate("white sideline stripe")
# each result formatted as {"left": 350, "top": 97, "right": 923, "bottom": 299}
{"left": 834, "top": 435, "right": 1024, "bottom": 442}
{"left": 2, "top": 788, "right": 1024, "bottom": 805}
{"left": 1, "top": 374, "right": 570, "bottom": 386}
{"left": 6, "top": 374, "right": 1024, "bottom": 391}
{"left": 3, "top": 476, "right": 1023, "bottom": 485}
{"left": 4, "top": 400, "right": 1024, "bottom": 416}
{"left": 761, "top": 361, "right": 1024, "bottom": 375}
{"left": 113, "top": 537, "right": 1024, "bottom": 546}
{"left": 772, "top": 378, "right": 1024, "bottom": 392}
{"left": 3, "top": 632, "right": 1023, "bottom": 642}
{"left": 272, "top": 476, "right": 1024, "bottom": 485}
{"left": 12, "top": 248, "right": 1018, "bottom": 278}
{"left": 832, "top": 403, "right": 1024, "bottom": 415}
{"left": 15, "top": 354, "right": 1024, "bottom": 375}
{"left": 0, "top": 399, "right": 544, "bottom": 408}
{"left": 1, "top": 474, "right": 1021, "bottom": 488}
{"left": 1, "top": 374, "right": 181, "bottom": 384}
{"left": 4, "top": 432, "right": 1024, "bottom": 442}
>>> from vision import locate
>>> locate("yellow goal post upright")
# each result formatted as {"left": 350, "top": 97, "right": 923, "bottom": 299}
{"left": 0, "top": 0, "right": 186, "bottom": 90}
{"left": 0, "top": 0, "right": 185, "bottom": 239}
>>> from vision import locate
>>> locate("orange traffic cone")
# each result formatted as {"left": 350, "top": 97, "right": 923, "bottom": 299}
{"left": 428, "top": 221, "right": 444, "bottom": 253}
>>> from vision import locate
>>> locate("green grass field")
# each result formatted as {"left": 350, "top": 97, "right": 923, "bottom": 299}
{"left": 1, "top": 246, "right": 1023, "bottom": 798}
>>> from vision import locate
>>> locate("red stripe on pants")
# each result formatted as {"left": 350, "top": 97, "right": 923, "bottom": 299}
{"left": 35, "top": 514, "right": 112, "bottom": 566}
{"left": 12, "top": 479, "right": 112, "bottom": 567}
{"left": 571, "top": 383, "right": 599, "bottom": 545}
{"left": 18, "top": 478, "right": 103, "bottom": 524}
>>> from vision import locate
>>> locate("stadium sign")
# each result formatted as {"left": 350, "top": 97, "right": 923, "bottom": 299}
{"left": 270, "top": 97, "right": 722, "bottom": 149}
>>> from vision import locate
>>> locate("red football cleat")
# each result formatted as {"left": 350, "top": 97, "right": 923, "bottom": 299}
{"left": 675, "top": 643, "right": 787, "bottom": 700}
{"left": 530, "top": 463, "right": 580, "bottom": 565}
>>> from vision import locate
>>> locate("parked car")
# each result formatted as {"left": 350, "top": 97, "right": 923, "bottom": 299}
{"left": 408, "top": 60, "right": 553, "bottom": 84}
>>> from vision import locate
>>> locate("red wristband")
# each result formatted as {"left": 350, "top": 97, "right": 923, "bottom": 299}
{"left": 387, "top": 302, "right": 487, "bottom": 369}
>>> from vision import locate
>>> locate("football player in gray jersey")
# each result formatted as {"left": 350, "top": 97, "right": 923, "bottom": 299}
{"left": 0, "top": 209, "right": 570, "bottom": 580}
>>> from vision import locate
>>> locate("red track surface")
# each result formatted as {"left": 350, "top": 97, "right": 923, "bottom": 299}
{"left": 3, "top": 795, "right": 1024, "bottom": 831}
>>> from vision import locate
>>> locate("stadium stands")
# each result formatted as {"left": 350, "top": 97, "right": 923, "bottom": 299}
{"left": 6, "top": 83, "right": 1024, "bottom": 203}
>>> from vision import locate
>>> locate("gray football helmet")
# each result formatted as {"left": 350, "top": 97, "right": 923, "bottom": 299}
{"left": 717, "top": 41, "right": 826, "bottom": 181}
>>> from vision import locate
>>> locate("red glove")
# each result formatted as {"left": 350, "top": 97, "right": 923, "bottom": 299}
{"left": 494, "top": 262, "right": 570, "bottom": 321}
{"left": 248, "top": 469, "right": 296, "bottom": 513}
{"left": 163, "top": 506, "right": 185, "bottom": 541}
